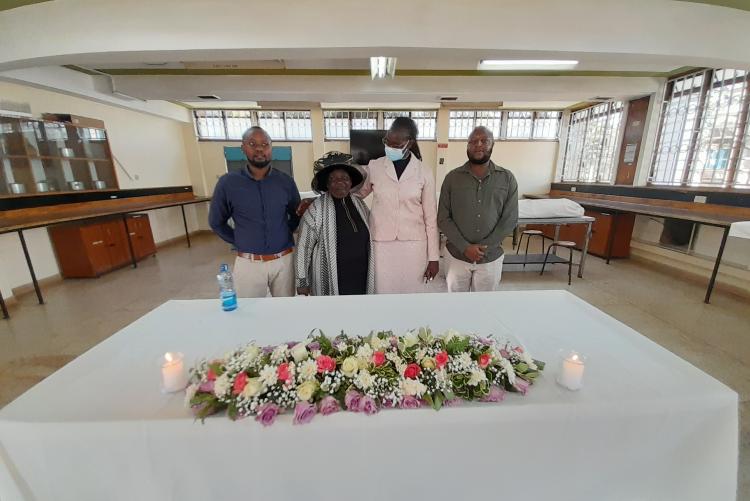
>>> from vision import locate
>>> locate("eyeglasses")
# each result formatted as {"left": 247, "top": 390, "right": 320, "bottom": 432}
{"left": 245, "top": 141, "right": 271, "bottom": 149}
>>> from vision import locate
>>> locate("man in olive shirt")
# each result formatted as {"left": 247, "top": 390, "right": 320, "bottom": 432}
{"left": 438, "top": 126, "right": 518, "bottom": 292}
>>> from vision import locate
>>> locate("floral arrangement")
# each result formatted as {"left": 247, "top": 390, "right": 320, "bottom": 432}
{"left": 186, "top": 328, "right": 544, "bottom": 426}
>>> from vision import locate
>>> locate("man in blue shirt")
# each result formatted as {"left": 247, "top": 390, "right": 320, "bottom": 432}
{"left": 209, "top": 126, "right": 301, "bottom": 297}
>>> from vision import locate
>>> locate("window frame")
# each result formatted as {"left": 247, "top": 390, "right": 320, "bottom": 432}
{"left": 193, "top": 109, "right": 313, "bottom": 142}
{"left": 447, "top": 110, "right": 561, "bottom": 141}
{"left": 649, "top": 68, "right": 750, "bottom": 189}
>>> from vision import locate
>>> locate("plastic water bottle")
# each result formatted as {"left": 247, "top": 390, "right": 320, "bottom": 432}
{"left": 217, "top": 263, "right": 237, "bottom": 311}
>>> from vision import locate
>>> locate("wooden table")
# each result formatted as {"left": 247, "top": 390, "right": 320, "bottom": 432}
{"left": 0, "top": 195, "right": 211, "bottom": 318}
{"left": 525, "top": 193, "right": 747, "bottom": 303}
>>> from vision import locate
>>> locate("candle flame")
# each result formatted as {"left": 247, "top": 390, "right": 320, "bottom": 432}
{"left": 571, "top": 354, "right": 579, "bottom": 361}
{"left": 165, "top": 352, "right": 173, "bottom": 363}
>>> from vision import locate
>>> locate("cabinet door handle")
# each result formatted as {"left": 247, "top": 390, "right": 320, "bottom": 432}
{"left": 92, "top": 240, "right": 104, "bottom": 245}
{"left": 129, "top": 232, "right": 136, "bottom": 236}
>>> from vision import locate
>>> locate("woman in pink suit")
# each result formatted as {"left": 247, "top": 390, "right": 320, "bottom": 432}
{"left": 357, "top": 117, "right": 439, "bottom": 294}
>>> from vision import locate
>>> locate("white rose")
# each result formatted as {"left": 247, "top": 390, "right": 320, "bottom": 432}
{"left": 291, "top": 343, "right": 309, "bottom": 363}
{"left": 370, "top": 336, "right": 387, "bottom": 351}
{"left": 468, "top": 369, "right": 487, "bottom": 386}
{"left": 341, "top": 357, "right": 359, "bottom": 377}
{"left": 401, "top": 378, "right": 426, "bottom": 397}
{"left": 356, "top": 344, "right": 373, "bottom": 359}
{"left": 355, "top": 370, "right": 375, "bottom": 390}
{"left": 335, "top": 342, "right": 348, "bottom": 353}
{"left": 213, "top": 374, "right": 231, "bottom": 398}
{"left": 240, "top": 377, "right": 263, "bottom": 399}
{"left": 296, "top": 380, "right": 318, "bottom": 401}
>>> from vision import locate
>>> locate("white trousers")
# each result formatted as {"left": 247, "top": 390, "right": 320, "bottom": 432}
{"left": 445, "top": 253, "right": 504, "bottom": 293}
{"left": 232, "top": 253, "right": 295, "bottom": 298}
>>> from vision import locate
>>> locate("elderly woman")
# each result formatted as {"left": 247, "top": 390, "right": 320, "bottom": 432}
{"left": 295, "top": 154, "right": 374, "bottom": 296}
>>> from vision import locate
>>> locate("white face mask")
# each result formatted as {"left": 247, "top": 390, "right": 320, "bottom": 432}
{"left": 384, "top": 145, "right": 408, "bottom": 162}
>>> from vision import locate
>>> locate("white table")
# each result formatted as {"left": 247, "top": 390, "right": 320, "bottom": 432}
{"left": 729, "top": 221, "right": 750, "bottom": 240}
{"left": 0, "top": 291, "right": 738, "bottom": 501}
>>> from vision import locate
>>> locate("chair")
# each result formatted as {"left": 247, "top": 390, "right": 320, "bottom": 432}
{"left": 540, "top": 240, "right": 576, "bottom": 285}
{"left": 516, "top": 229, "right": 545, "bottom": 268}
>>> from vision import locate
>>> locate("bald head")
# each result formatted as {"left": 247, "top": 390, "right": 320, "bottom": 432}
{"left": 241, "top": 126, "right": 273, "bottom": 169}
{"left": 242, "top": 126, "right": 271, "bottom": 143}
{"left": 467, "top": 126, "right": 494, "bottom": 166}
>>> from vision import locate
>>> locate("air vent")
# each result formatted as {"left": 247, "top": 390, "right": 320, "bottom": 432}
{"left": 591, "top": 96, "right": 613, "bottom": 101}
{"left": 440, "top": 96, "right": 458, "bottom": 101}
{"left": 197, "top": 95, "right": 221, "bottom": 100}
{"left": 0, "top": 100, "right": 32, "bottom": 118}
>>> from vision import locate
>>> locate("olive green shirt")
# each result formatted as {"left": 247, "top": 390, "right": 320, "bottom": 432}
{"left": 438, "top": 161, "right": 519, "bottom": 264}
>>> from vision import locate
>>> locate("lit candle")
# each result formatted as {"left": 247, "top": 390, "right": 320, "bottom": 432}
{"left": 557, "top": 352, "right": 585, "bottom": 390}
{"left": 161, "top": 352, "right": 187, "bottom": 393}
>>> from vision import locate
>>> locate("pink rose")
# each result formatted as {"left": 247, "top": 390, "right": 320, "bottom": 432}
{"left": 316, "top": 355, "right": 336, "bottom": 374}
{"left": 514, "top": 378, "right": 530, "bottom": 395}
{"left": 435, "top": 351, "right": 449, "bottom": 369}
{"left": 358, "top": 395, "right": 378, "bottom": 415}
{"left": 293, "top": 402, "right": 317, "bottom": 425}
{"left": 372, "top": 351, "right": 386, "bottom": 367}
{"left": 255, "top": 403, "right": 280, "bottom": 427}
{"left": 404, "top": 363, "right": 421, "bottom": 380}
{"left": 500, "top": 349, "right": 510, "bottom": 358}
{"left": 478, "top": 353, "right": 491, "bottom": 369}
{"left": 400, "top": 395, "right": 422, "bottom": 409}
{"left": 480, "top": 385, "right": 506, "bottom": 402}
{"left": 198, "top": 380, "right": 214, "bottom": 393}
{"left": 345, "top": 390, "right": 363, "bottom": 412}
{"left": 318, "top": 396, "right": 340, "bottom": 416}
{"left": 232, "top": 372, "right": 248, "bottom": 395}
{"left": 277, "top": 363, "right": 291, "bottom": 383}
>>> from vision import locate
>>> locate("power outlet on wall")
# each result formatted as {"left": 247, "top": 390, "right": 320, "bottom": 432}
{"left": 570, "top": 186, "right": 577, "bottom": 192}
{"left": 694, "top": 195, "right": 707, "bottom": 203}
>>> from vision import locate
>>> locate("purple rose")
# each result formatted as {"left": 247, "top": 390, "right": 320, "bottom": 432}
{"left": 293, "top": 402, "right": 317, "bottom": 425}
{"left": 306, "top": 341, "right": 320, "bottom": 352}
{"left": 286, "top": 341, "right": 297, "bottom": 349}
{"left": 358, "top": 396, "right": 379, "bottom": 415}
{"left": 443, "top": 398, "right": 463, "bottom": 407}
{"left": 400, "top": 395, "right": 422, "bottom": 409}
{"left": 390, "top": 337, "right": 398, "bottom": 348}
{"left": 500, "top": 349, "right": 510, "bottom": 358}
{"left": 381, "top": 398, "right": 397, "bottom": 409}
{"left": 198, "top": 380, "right": 214, "bottom": 393}
{"left": 514, "top": 378, "right": 530, "bottom": 395}
{"left": 255, "top": 403, "right": 280, "bottom": 426}
{"left": 318, "top": 396, "right": 340, "bottom": 416}
{"left": 262, "top": 345, "right": 275, "bottom": 355}
{"left": 345, "top": 390, "right": 363, "bottom": 412}
{"left": 479, "top": 337, "right": 492, "bottom": 346}
{"left": 480, "top": 385, "right": 506, "bottom": 403}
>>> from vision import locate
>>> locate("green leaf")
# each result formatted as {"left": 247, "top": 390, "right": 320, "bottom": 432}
{"left": 534, "top": 359, "right": 546, "bottom": 371}
{"left": 422, "top": 394, "right": 434, "bottom": 407}
{"left": 432, "top": 392, "right": 444, "bottom": 411}
{"left": 515, "top": 362, "right": 529, "bottom": 373}
{"left": 227, "top": 401, "right": 239, "bottom": 421}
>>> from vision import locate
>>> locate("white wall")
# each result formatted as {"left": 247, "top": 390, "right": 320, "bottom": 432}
{"left": 0, "top": 80, "right": 202, "bottom": 299}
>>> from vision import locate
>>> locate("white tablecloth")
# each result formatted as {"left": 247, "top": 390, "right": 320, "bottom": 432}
{"left": 729, "top": 221, "right": 750, "bottom": 239}
{"left": 0, "top": 291, "right": 738, "bottom": 501}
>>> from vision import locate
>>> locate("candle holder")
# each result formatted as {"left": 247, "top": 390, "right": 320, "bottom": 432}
{"left": 160, "top": 352, "right": 188, "bottom": 393}
{"left": 556, "top": 350, "right": 586, "bottom": 391}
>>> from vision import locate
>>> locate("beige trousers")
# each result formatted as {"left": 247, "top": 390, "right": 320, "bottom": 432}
{"left": 232, "top": 253, "right": 295, "bottom": 298}
{"left": 445, "top": 253, "right": 504, "bottom": 293}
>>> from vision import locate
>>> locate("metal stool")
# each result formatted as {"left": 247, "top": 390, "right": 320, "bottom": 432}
{"left": 540, "top": 240, "right": 576, "bottom": 285}
{"left": 516, "top": 229, "right": 545, "bottom": 268}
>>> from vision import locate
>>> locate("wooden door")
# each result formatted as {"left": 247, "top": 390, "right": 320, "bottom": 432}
{"left": 79, "top": 224, "right": 111, "bottom": 275}
{"left": 615, "top": 96, "right": 650, "bottom": 185}
{"left": 127, "top": 214, "right": 156, "bottom": 260}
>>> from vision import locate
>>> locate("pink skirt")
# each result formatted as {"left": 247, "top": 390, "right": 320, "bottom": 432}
{"left": 373, "top": 240, "right": 429, "bottom": 294}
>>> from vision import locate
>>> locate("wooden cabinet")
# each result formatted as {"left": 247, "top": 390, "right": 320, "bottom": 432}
{"left": 527, "top": 209, "right": 636, "bottom": 259}
{"left": 49, "top": 214, "right": 156, "bottom": 278}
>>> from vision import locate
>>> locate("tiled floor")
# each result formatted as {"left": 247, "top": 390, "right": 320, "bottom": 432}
{"left": 1, "top": 232, "right": 748, "bottom": 498}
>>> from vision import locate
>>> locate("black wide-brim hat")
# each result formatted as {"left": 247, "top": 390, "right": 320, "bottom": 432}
{"left": 311, "top": 152, "right": 364, "bottom": 193}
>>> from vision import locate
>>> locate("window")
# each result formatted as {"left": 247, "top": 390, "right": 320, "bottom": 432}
{"left": 449, "top": 110, "right": 503, "bottom": 139}
{"left": 506, "top": 111, "right": 533, "bottom": 138}
{"left": 561, "top": 101, "right": 624, "bottom": 183}
{"left": 383, "top": 111, "right": 437, "bottom": 139}
{"left": 323, "top": 111, "right": 378, "bottom": 140}
{"left": 650, "top": 68, "right": 750, "bottom": 188}
{"left": 194, "top": 110, "right": 226, "bottom": 140}
{"left": 224, "top": 110, "right": 253, "bottom": 140}
{"left": 533, "top": 111, "right": 562, "bottom": 139}
{"left": 194, "top": 110, "right": 312, "bottom": 141}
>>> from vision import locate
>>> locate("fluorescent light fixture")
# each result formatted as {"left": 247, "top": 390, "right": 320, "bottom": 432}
{"left": 478, "top": 59, "right": 579, "bottom": 70}
{"left": 370, "top": 57, "right": 397, "bottom": 79}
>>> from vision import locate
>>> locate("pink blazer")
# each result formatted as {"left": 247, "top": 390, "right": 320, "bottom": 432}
{"left": 358, "top": 155, "right": 439, "bottom": 261}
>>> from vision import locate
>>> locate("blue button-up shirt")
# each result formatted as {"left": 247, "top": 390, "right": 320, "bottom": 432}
{"left": 209, "top": 166, "right": 301, "bottom": 254}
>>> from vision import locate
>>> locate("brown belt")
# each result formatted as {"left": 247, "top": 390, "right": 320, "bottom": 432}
{"left": 237, "top": 248, "right": 293, "bottom": 262}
